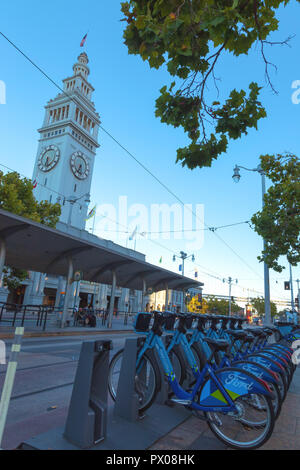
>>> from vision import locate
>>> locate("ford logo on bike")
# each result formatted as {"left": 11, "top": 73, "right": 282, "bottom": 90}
{"left": 224, "top": 373, "right": 254, "bottom": 391}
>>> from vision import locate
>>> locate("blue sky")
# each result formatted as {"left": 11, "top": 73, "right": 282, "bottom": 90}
{"left": 0, "top": 0, "right": 299, "bottom": 306}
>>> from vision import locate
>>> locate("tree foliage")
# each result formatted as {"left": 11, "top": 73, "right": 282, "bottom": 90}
{"left": 2, "top": 267, "right": 28, "bottom": 293}
{"left": 205, "top": 295, "right": 242, "bottom": 314}
{"left": 121, "top": 0, "right": 292, "bottom": 168}
{"left": 0, "top": 171, "right": 61, "bottom": 228}
{"left": 250, "top": 296, "right": 277, "bottom": 317}
{"left": 0, "top": 171, "right": 61, "bottom": 291}
{"left": 251, "top": 153, "right": 300, "bottom": 272}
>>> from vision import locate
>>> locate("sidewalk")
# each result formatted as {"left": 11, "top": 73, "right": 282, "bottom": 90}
{"left": 0, "top": 317, "right": 133, "bottom": 339}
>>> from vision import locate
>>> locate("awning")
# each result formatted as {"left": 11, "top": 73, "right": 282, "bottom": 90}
{"left": 0, "top": 209, "right": 203, "bottom": 292}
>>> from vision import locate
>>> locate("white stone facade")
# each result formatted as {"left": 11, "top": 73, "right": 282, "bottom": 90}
{"left": 4, "top": 53, "right": 143, "bottom": 313}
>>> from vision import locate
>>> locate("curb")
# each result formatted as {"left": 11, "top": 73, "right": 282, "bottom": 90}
{"left": 0, "top": 329, "right": 134, "bottom": 340}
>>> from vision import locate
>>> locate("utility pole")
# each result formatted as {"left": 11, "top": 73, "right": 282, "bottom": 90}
{"left": 232, "top": 164, "right": 271, "bottom": 325}
{"left": 296, "top": 279, "right": 300, "bottom": 312}
{"left": 223, "top": 277, "right": 238, "bottom": 316}
{"left": 289, "top": 264, "right": 297, "bottom": 324}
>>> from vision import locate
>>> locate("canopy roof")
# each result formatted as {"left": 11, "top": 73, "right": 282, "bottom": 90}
{"left": 0, "top": 209, "right": 203, "bottom": 292}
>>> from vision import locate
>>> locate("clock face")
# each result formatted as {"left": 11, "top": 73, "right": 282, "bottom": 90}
{"left": 38, "top": 146, "right": 60, "bottom": 172}
{"left": 70, "top": 151, "right": 90, "bottom": 180}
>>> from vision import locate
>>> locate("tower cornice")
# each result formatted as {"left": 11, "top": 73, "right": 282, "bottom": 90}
{"left": 37, "top": 120, "right": 100, "bottom": 148}
{"left": 63, "top": 75, "right": 95, "bottom": 92}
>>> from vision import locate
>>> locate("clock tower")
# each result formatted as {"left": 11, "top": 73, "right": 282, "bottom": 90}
{"left": 32, "top": 52, "right": 100, "bottom": 229}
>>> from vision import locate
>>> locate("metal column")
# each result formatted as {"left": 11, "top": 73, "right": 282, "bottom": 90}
{"left": 261, "top": 172, "right": 271, "bottom": 325}
{"left": 61, "top": 257, "right": 74, "bottom": 328}
{"left": 141, "top": 279, "right": 147, "bottom": 311}
{"left": 107, "top": 270, "right": 116, "bottom": 328}
{"left": 165, "top": 284, "right": 169, "bottom": 311}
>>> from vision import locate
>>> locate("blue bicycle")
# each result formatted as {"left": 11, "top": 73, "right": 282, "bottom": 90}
{"left": 109, "top": 311, "right": 275, "bottom": 449}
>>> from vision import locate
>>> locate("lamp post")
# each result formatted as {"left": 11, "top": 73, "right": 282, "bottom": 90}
{"left": 64, "top": 193, "right": 90, "bottom": 227}
{"left": 172, "top": 251, "right": 195, "bottom": 276}
{"left": 173, "top": 251, "right": 195, "bottom": 312}
{"left": 289, "top": 264, "right": 297, "bottom": 324}
{"left": 296, "top": 279, "right": 300, "bottom": 315}
{"left": 232, "top": 164, "right": 271, "bottom": 325}
{"left": 223, "top": 276, "right": 238, "bottom": 316}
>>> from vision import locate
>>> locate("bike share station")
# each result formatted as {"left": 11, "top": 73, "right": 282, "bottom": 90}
{"left": 20, "top": 335, "right": 195, "bottom": 450}
{"left": 0, "top": 210, "right": 203, "bottom": 450}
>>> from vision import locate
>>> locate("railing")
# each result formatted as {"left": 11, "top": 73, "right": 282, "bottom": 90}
{"left": 0, "top": 303, "right": 59, "bottom": 331}
{"left": 0, "top": 303, "right": 137, "bottom": 331}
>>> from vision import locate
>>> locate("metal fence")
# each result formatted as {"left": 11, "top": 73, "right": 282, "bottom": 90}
{"left": 0, "top": 303, "right": 137, "bottom": 331}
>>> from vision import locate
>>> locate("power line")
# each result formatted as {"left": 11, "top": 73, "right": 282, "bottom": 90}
{"left": 101, "top": 220, "right": 250, "bottom": 234}
{"left": 0, "top": 30, "right": 264, "bottom": 281}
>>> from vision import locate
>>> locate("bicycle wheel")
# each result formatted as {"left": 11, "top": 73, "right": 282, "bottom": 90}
{"left": 247, "top": 354, "right": 288, "bottom": 400}
{"left": 268, "top": 382, "right": 282, "bottom": 420}
{"left": 204, "top": 394, "right": 275, "bottom": 450}
{"left": 191, "top": 342, "right": 207, "bottom": 372}
{"left": 168, "top": 345, "right": 187, "bottom": 386}
{"left": 264, "top": 350, "right": 294, "bottom": 385}
{"left": 108, "top": 348, "right": 160, "bottom": 413}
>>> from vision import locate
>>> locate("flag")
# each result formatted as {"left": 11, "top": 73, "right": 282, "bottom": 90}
{"left": 179, "top": 264, "right": 182, "bottom": 271}
{"left": 159, "top": 256, "right": 162, "bottom": 263}
{"left": 86, "top": 205, "right": 96, "bottom": 220}
{"left": 194, "top": 269, "right": 198, "bottom": 278}
{"left": 80, "top": 33, "right": 88, "bottom": 47}
{"left": 129, "top": 226, "right": 137, "bottom": 240}
{"left": 32, "top": 178, "right": 37, "bottom": 189}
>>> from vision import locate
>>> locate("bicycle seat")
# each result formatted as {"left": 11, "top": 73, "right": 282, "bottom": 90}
{"left": 263, "top": 325, "right": 278, "bottom": 332}
{"left": 245, "top": 328, "right": 265, "bottom": 337}
{"left": 262, "top": 328, "right": 274, "bottom": 336}
{"left": 226, "top": 329, "right": 247, "bottom": 340}
{"left": 203, "top": 337, "right": 230, "bottom": 352}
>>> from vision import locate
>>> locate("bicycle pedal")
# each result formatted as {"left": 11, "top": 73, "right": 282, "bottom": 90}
{"left": 169, "top": 398, "right": 192, "bottom": 405}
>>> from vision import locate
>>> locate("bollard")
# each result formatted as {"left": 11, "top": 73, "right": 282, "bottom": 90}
{"left": 0, "top": 327, "right": 24, "bottom": 448}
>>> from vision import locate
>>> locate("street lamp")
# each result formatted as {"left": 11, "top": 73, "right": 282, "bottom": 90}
{"left": 65, "top": 192, "right": 90, "bottom": 227}
{"left": 173, "top": 251, "right": 195, "bottom": 313}
{"left": 232, "top": 163, "right": 272, "bottom": 325}
{"left": 223, "top": 276, "right": 238, "bottom": 316}
{"left": 173, "top": 251, "right": 195, "bottom": 276}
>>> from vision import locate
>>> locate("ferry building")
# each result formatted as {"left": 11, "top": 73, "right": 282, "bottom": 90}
{"left": 0, "top": 53, "right": 202, "bottom": 314}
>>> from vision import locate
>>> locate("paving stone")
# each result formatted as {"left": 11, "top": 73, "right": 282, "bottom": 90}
{"left": 260, "top": 433, "right": 300, "bottom": 450}
{"left": 275, "top": 416, "right": 297, "bottom": 435}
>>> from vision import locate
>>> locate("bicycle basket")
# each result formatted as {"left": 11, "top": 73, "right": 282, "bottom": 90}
{"left": 134, "top": 312, "right": 152, "bottom": 332}
{"left": 164, "top": 314, "right": 176, "bottom": 331}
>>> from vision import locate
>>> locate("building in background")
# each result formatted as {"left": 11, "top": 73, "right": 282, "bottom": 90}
{"left": 0, "top": 52, "right": 202, "bottom": 315}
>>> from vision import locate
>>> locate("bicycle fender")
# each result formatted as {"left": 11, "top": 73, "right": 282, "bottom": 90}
{"left": 198, "top": 367, "right": 273, "bottom": 408}
{"left": 246, "top": 354, "right": 284, "bottom": 374}
{"left": 233, "top": 360, "right": 279, "bottom": 385}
